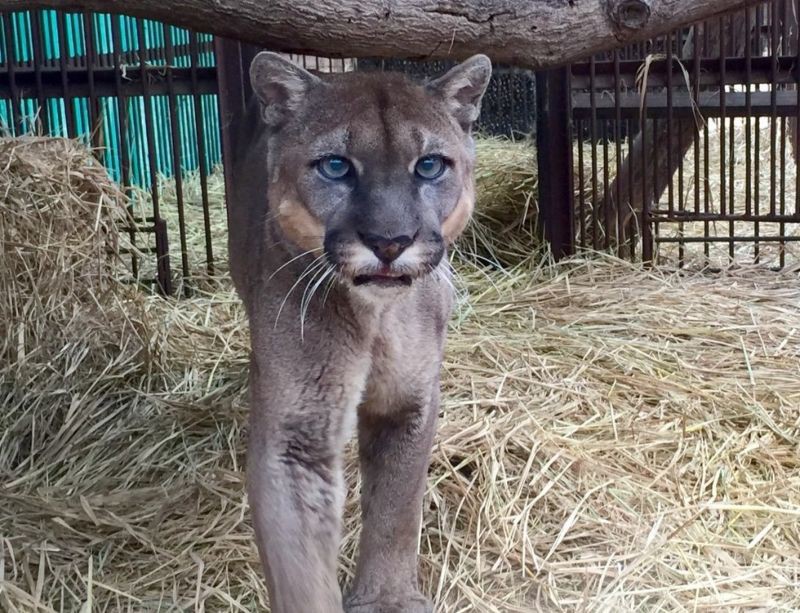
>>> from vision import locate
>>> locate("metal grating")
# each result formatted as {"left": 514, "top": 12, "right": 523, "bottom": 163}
{"left": 0, "top": 9, "right": 222, "bottom": 294}
{"left": 539, "top": 0, "right": 800, "bottom": 269}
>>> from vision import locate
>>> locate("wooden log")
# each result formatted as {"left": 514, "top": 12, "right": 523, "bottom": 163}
{"left": 5, "top": 0, "right": 749, "bottom": 69}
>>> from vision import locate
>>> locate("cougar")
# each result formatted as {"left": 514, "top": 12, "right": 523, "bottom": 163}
{"left": 227, "top": 51, "right": 491, "bottom": 613}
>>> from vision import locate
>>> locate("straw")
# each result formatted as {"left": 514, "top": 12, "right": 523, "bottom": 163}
{"left": 1, "top": 136, "right": 799, "bottom": 612}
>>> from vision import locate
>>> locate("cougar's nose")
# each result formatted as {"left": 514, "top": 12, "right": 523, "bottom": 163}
{"left": 358, "top": 232, "right": 414, "bottom": 264}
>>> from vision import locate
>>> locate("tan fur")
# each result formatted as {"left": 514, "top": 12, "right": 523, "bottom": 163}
{"left": 276, "top": 197, "right": 325, "bottom": 251}
{"left": 442, "top": 182, "right": 475, "bottom": 243}
{"left": 227, "top": 52, "right": 492, "bottom": 613}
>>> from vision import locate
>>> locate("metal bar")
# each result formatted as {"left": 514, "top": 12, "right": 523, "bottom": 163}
{"left": 535, "top": 67, "right": 575, "bottom": 260}
{"left": 780, "top": 114, "right": 787, "bottom": 266}
{"left": 650, "top": 212, "right": 800, "bottom": 222}
{"left": 745, "top": 7, "right": 753, "bottom": 219}
{"left": 627, "top": 117, "right": 637, "bottom": 261}
{"left": 570, "top": 55, "right": 800, "bottom": 89}
{"left": 571, "top": 90, "right": 800, "bottom": 117}
{"left": 693, "top": 24, "right": 701, "bottom": 223}
{"left": 641, "top": 82, "right": 653, "bottom": 262}
{"left": 589, "top": 56, "right": 599, "bottom": 250}
{"left": 602, "top": 119, "right": 611, "bottom": 251}
{"left": 666, "top": 32, "right": 674, "bottom": 218}
{"left": 656, "top": 235, "right": 800, "bottom": 243}
{"left": 29, "top": 10, "right": 48, "bottom": 132}
{"left": 83, "top": 11, "right": 101, "bottom": 151}
{"left": 719, "top": 17, "right": 727, "bottom": 219}
{"left": 576, "top": 117, "right": 586, "bottom": 249}
{"left": 770, "top": 0, "right": 779, "bottom": 222}
{"left": 190, "top": 31, "right": 215, "bottom": 274}
{"left": 136, "top": 18, "right": 172, "bottom": 295}
{"left": 2, "top": 13, "right": 22, "bottom": 134}
{"left": 110, "top": 15, "right": 138, "bottom": 278}
{"left": 729, "top": 114, "right": 736, "bottom": 260}
{"left": 0, "top": 65, "right": 220, "bottom": 97}
{"left": 56, "top": 11, "right": 76, "bottom": 137}
{"left": 154, "top": 217, "right": 172, "bottom": 293}
{"left": 164, "top": 24, "right": 191, "bottom": 289}
{"left": 613, "top": 48, "right": 623, "bottom": 255}
{"left": 214, "top": 37, "right": 246, "bottom": 235}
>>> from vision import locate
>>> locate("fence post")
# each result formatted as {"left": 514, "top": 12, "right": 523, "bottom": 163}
{"left": 215, "top": 38, "right": 260, "bottom": 232}
{"left": 536, "top": 66, "right": 575, "bottom": 260}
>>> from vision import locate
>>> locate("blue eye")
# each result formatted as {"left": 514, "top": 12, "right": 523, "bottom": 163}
{"left": 318, "top": 156, "right": 351, "bottom": 180}
{"left": 415, "top": 155, "right": 446, "bottom": 180}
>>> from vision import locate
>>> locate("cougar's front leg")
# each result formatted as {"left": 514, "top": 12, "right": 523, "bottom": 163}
{"left": 345, "top": 386, "right": 439, "bottom": 613}
{"left": 247, "top": 357, "right": 357, "bottom": 613}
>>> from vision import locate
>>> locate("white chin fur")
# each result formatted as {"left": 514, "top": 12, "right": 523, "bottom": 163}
{"left": 392, "top": 243, "right": 424, "bottom": 269}
{"left": 348, "top": 243, "right": 382, "bottom": 271}
{"left": 345, "top": 242, "right": 424, "bottom": 276}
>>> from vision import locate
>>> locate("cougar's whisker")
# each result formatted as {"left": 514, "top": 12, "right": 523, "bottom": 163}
{"left": 267, "top": 247, "right": 325, "bottom": 284}
{"left": 321, "top": 268, "right": 341, "bottom": 308}
{"left": 273, "top": 254, "right": 328, "bottom": 329}
{"left": 300, "top": 265, "right": 335, "bottom": 340}
{"left": 299, "top": 261, "right": 332, "bottom": 324}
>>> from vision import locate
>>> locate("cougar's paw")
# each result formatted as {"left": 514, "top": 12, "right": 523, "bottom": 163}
{"left": 344, "top": 591, "right": 433, "bottom": 613}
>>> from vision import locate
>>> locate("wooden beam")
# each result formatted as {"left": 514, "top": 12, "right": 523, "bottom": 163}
{"left": 2, "top": 0, "right": 751, "bottom": 70}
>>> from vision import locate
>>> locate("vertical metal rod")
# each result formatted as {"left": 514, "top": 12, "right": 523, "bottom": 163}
{"left": 110, "top": 14, "right": 138, "bottom": 278}
{"left": 602, "top": 120, "right": 611, "bottom": 251}
{"left": 56, "top": 11, "right": 76, "bottom": 137}
{"left": 666, "top": 32, "right": 675, "bottom": 217}
{"left": 83, "top": 11, "right": 101, "bottom": 151}
{"left": 693, "top": 24, "right": 701, "bottom": 221}
{"left": 770, "top": 0, "right": 779, "bottom": 220}
{"left": 136, "top": 18, "right": 172, "bottom": 295}
{"left": 164, "top": 24, "right": 191, "bottom": 289}
{"left": 535, "top": 67, "right": 575, "bottom": 260}
{"left": 641, "top": 87, "right": 653, "bottom": 263}
{"left": 745, "top": 6, "right": 753, "bottom": 219}
{"left": 214, "top": 37, "right": 246, "bottom": 236}
{"left": 613, "top": 48, "right": 624, "bottom": 256}
{"left": 729, "top": 115, "right": 736, "bottom": 260}
{"left": 577, "top": 118, "right": 586, "bottom": 250}
{"left": 782, "top": 0, "right": 789, "bottom": 55}
{"left": 795, "top": 0, "right": 800, "bottom": 217}
{"left": 719, "top": 17, "right": 727, "bottom": 220}
{"left": 589, "top": 56, "right": 599, "bottom": 250}
{"left": 29, "top": 10, "right": 49, "bottom": 133}
{"left": 627, "top": 118, "right": 637, "bottom": 261}
{"left": 190, "top": 31, "right": 215, "bottom": 274}
{"left": 3, "top": 14, "right": 22, "bottom": 134}
{"left": 754, "top": 31, "right": 762, "bottom": 263}
{"left": 700, "top": 23, "right": 709, "bottom": 262}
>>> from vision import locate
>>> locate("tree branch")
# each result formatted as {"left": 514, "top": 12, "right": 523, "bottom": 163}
{"left": 3, "top": 0, "right": 750, "bottom": 69}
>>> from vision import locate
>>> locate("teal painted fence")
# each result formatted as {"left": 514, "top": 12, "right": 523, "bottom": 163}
{"left": 0, "top": 10, "right": 222, "bottom": 186}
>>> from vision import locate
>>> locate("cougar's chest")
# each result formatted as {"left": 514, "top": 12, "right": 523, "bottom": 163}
{"left": 360, "top": 297, "right": 447, "bottom": 415}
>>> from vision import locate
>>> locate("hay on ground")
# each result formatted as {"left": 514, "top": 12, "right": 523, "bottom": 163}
{"left": 1, "top": 137, "right": 799, "bottom": 612}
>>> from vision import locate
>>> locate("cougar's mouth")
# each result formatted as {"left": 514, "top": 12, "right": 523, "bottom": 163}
{"left": 352, "top": 264, "right": 413, "bottom": 287}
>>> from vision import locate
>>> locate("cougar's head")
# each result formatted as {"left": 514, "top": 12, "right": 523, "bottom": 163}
{"left": 250, "top": 52, "right": 491, "bottom": 288}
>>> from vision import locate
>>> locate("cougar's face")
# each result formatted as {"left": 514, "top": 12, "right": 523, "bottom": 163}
{"left": 250, "top": 54, "right": 492, "bottom": 289}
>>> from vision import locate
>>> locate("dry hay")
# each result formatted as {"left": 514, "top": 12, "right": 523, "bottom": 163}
{"left": 460, "top": 136, "right": 539, "bottom": 266}
{"left": 2, "top": 138, "right": 800, "bottom": 612}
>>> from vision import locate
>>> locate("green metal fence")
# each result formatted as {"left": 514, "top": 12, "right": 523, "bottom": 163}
{"left": 0, "top": 10, "right": 222, "bottom": 186}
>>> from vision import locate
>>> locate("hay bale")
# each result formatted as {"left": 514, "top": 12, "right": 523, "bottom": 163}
{"left": 0, "top": 136, "right": 139, "bottom": 492}
{"left": 0, "top": 137, "right": 126, "bottom": 353}
{"left": 460, "top": 137, "right": 540, "bottom": 266}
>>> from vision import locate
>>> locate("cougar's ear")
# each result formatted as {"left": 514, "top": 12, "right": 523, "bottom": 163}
{"left": 427, "top": 54, "right": 492, "bottom": 131}
{"left": 249, "top": 51, "right": 321, "bottom": 128}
